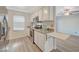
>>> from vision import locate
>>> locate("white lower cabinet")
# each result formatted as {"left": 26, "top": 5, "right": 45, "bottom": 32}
{"left": 34, "top": 31, "right": 46, "bottom": 51}
{"left": 44, "top": 36, "right": 56, "bottom": 52}
{"left": 34, "top": 31, "right": 55, "bottom": 51}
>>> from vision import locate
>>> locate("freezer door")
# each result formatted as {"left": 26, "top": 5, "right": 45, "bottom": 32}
{"left": 2, "top": 16, "right": 8, "bottom": 40}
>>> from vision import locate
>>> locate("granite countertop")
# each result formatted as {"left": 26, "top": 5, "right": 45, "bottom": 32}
{"left": 27, "top": 26, "right": 54, "bottom": 34}
{"left": 47, "top": 32, "right": 70, "bottom": 40}
{"left": 32, "top": 28, "right": 53, "bottom": 34}
{"left": 33, "top": 28, "right": 54, "bottom": 34}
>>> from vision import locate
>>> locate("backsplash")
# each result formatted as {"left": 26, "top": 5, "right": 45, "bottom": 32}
{"left": 31, "top": 20, "right": 54, "bottom": 29}
{"left": 42, "top": 21, "right": 54, "bottom": 29}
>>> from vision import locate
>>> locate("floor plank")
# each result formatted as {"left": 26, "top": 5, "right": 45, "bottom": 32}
{"left": 2, "top": 37, "right": 41, "bottom": 52}
{"left": 0, "top": 36, "right": 60, "bottom": 52}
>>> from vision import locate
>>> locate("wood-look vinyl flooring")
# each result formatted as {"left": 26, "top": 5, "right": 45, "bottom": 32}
{"left": 0, "top": 37, "right": 41, "bottom": 52}
{"left": 0, "top": 36, "right": 60, "bottom": 52}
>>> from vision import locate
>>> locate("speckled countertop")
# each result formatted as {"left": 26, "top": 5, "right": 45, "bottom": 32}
{"left": 32, "top": 28, "right": 54, "bottom": 34}
{"left": 27, "top": 26, "right": 54, "bottom": 34}
{"left": 47, "top": 32, "right": 70, "bottom": 40}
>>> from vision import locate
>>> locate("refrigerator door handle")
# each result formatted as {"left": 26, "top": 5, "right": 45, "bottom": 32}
{"left": 2, "top": 16, "right": 8, "bottom": 40}
{"left": 0, "top": 22, "right": 2, "bottom": 40}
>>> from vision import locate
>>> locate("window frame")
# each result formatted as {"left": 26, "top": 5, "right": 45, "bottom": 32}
{"left": 13, "top": 15, "right": 25, "bottom": 32}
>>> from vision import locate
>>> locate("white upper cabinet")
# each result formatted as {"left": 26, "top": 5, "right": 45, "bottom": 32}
{"left": 30, "top": 6, "right": 54, "bottom": 22}
{"left": 31, "top": 11, "right": 38, "bottom": 22}
{"left": 38, "top": 9, "right": 43, "bottom": 21}
{"left": 49, "top": 6, "right": 55, "bottom": 21}
{"left": 42, "top": 6, "right": 54, "bottom": 21}
{"left": 42, "top": 6, "right": 50, "bottom": 21}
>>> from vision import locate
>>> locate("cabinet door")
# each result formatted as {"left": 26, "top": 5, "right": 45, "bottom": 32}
{"left": 34, "top": 31, "right": 39, "bottom": 46}
{"left": 34, "top": 31, "right": 46, "bottom": 51}
{"left": 42, "top": 6, "right": 50, "bottom": 20}
{"left": 38, "top": 33, "right": 46, "bottom": 51}
{"left": 49, "top": 6, "right": 54, "bottom": 21}
{"left": 44, "top": 36, "right": 56, "bottom": 52}
{"left": 38, "top": 9, "right": 43, "bottom": 21}
{"left": 31, "top": 12, "right": 39, "bottom": 22}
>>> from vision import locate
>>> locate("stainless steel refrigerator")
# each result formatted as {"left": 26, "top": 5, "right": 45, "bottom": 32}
{"left": 0, "top": 6, "right": 8, "bottom": 51}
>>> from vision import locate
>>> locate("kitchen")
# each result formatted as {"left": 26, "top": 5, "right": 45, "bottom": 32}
{"left": 27, "top": 6, "right": 56, "bottom": 51}
{"left": 0, "top": 6, "right": 79, "bottom": 52}
{"left": 0, "top": 6, "right": 56, "bottom": 52}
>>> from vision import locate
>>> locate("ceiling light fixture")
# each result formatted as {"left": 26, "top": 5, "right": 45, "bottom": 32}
{"left": 64, "top": 9, "right": 71, "bottom": 15}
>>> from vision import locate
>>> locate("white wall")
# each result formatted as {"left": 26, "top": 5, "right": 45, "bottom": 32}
{"left": 56, "top": 14, "right": 79, "bottom": 36}
{"left": 8, "top": 10, "right": 31, "bottom": 40}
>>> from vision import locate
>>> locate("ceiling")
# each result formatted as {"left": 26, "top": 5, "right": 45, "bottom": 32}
{"left": 7, "top": 6, "right": 79, "bottom": 15}
{"left": 6, "top": 6, "right": 42, "bottom": 13}
{"left": 56, "top": 6, "right": 79, "bottom": 16}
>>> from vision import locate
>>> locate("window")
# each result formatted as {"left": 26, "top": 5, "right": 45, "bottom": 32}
{"left": 13, "top": 15, "right": 25, "bottom": 31}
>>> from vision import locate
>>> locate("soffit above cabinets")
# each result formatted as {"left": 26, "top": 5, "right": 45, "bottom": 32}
{"left": 6, "top": 6, "right": 42, "bottom": 13}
